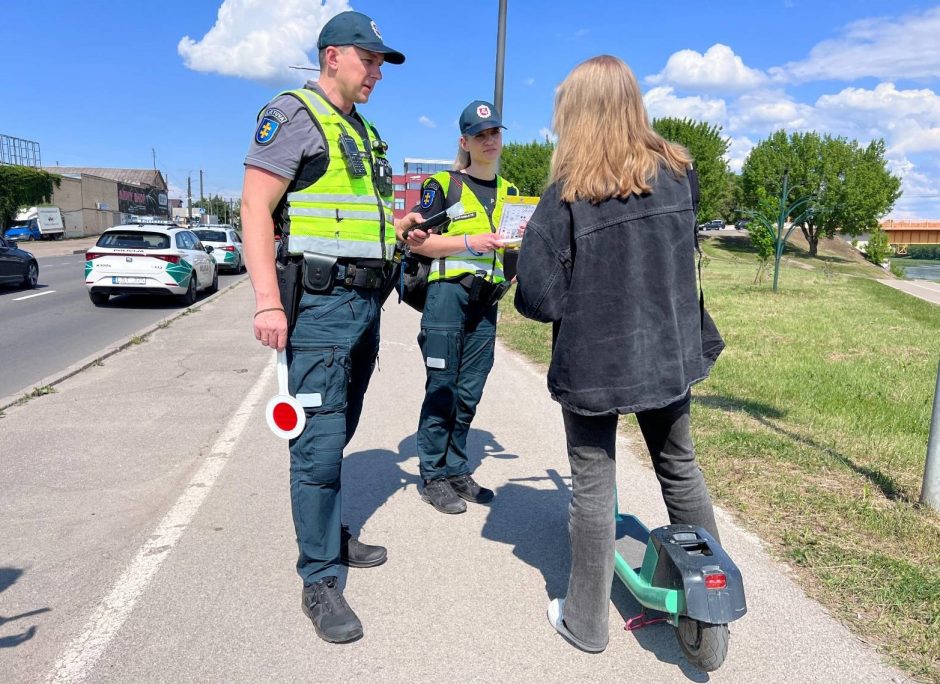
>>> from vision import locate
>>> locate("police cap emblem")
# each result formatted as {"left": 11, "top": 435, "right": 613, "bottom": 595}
{"left": 476, "top": 104, "right": 491, "bottom": 118}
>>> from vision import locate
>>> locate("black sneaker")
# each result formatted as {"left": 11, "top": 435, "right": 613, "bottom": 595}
{"left": 448, "top": 473, "right": 494, "bottom": 504}
{"left": 340, "top": 525, "right": 387, "bottom": 568}
{"left": 301, "top": 577, "right": 363, "bottom": 643}
{"left": 421, "top": 478, "right": 467, "bottom": 514}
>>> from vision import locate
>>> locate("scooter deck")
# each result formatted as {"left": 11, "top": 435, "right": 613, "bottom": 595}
{"left": 615, "top": 513, "right": 649, "bottom": 569}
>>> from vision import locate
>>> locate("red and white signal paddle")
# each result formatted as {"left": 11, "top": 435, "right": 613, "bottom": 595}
{"left": 265, "top": 349, "right": 305, "bottom": 439}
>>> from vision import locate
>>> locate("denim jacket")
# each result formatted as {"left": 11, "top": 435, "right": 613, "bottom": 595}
{"left": 514, "top": 168, "right": 723, "bottom": 416}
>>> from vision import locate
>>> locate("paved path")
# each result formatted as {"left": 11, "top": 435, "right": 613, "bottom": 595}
{"left": 0, "top": 283, "right": 905, "bottom": 683}
{"left": 878, "top": 278, "right": 940, "bottom": 306}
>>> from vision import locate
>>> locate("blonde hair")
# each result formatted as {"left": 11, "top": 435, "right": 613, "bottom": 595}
{"left": 453, "top": 141, "right": 470, "bottom": 171}
{"left": 549, "top": 55, "right": 691, "bottom": 203}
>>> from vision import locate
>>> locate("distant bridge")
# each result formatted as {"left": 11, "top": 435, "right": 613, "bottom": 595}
{"left": 880, "top": 220, "right": 940, "bottom": 254}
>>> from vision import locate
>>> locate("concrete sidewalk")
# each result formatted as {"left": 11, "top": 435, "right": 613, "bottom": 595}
{"left": 879, "top": 278, "right": 940, "bottom": 306}
{"left": 0, "top": 283, "right": 904, "bottom": 682}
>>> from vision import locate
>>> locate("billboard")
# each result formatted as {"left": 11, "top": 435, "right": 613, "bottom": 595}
{"left": 117, "top": 183, "right": 169, "bottom": 217}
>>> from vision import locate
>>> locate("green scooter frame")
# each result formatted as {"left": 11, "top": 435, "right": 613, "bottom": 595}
{"left": 614, "top": 491, "right": 747, "bottom": 672}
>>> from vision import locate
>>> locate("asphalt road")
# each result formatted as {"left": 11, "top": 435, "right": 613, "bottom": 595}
{"left": 0, "top": 283, "right": 904, "bottom": 683}
{"left": 0, "top": 251, "right": 246, "bottom": 398}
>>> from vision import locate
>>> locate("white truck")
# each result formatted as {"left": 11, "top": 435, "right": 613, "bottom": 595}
{"left": 3, "top": 206, "right": 66, "bottom": 241}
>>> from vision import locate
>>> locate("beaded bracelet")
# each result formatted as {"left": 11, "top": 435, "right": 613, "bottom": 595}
{"left": 254, "top": 307, "right": 285, "bottom": 318}
{"left": 464, "top": 234, "right": 483, "bottom": 257}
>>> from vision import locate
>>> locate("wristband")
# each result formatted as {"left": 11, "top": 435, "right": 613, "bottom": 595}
{"left": 254, "top": 307, "right": 285, "bottom": 319}
{"left": 464, "top": 234, "right": 483, "bottom": 257}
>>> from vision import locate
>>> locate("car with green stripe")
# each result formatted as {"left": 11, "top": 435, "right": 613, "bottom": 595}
{"left": 193, "top": 225, "right": 244, "bottom": 273}
{"left": 85, "top": 223, "right": 218, "bottom": 307}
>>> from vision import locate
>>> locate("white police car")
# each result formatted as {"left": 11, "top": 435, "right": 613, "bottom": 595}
{"left": 192, "top": 225, "right": 244, "bottom": 273}
{"left": 85, "top": 223, "right": 218, "bottom": 307}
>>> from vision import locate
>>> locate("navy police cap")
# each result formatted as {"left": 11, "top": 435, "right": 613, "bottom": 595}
{"left": 317, "top": 11, "right": 405, "bottom": 65}
{"left": 459, "top": 100, "right": 506, "bottom": 136}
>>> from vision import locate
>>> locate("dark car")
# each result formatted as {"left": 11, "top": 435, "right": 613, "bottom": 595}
{"left": 697, "top": 219, "right": 725, "bottom": 231}
{"left": 0, "top": 235, "right": 39, "bottom": 289}
{"left": 735, "top": 219, "right": 750, "bottom": 230}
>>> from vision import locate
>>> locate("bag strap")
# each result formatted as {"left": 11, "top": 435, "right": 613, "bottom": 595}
{"left": 438, "top": 172, "right": 464, "bottom": 277}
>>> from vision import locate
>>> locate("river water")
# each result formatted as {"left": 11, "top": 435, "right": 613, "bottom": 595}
{"left": 901, "top": 264, "right": 940, "bottom": 281}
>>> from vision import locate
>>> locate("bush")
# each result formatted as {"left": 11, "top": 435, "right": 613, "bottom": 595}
{"left": 907, "top": 245, "right": 940, "bottom": 260}
{"left": 865, "top": 227, "right": 891, "bottom": 266}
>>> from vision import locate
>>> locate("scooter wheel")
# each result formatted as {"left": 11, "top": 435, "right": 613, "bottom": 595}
{"left": 675, "top": 617, "right": 729, "bottom": 672}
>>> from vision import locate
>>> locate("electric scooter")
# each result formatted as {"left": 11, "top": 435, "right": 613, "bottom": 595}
{"left": 614, "top": 489, "right": 747, "bottom": 672}
{"left": 516, "top": 470, "right": 747, "bottom": 672}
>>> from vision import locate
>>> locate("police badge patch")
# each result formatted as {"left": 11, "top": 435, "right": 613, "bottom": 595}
{"left": 255, "top": 108, "right": 288, "bottom": 145}
{"left": 420, "top": 188, "right": 436, "bottom": 209}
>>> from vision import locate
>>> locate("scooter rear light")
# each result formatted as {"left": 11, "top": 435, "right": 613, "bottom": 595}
{"left": 704, "top": 572, "right": 727, "bottom": 590}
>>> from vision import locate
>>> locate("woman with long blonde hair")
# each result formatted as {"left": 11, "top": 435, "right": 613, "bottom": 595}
{"left": 515, "top": 55, "right": 724, "bottom": 653}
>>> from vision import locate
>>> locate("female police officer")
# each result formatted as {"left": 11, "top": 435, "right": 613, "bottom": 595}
{"left": 408, "top": 100, "right": 518, "bottom": 514}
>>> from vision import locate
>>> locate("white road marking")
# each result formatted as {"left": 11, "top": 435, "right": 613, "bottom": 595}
{"left": 12, "top": 290, "right": 56, "bottom": 301}
{"left": 46, "top": 361, "right": 275, "bottom": 684}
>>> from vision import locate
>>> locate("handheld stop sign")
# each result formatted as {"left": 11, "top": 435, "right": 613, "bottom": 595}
{"left": 265, "top": 349, "right": 305, "bottom": 439}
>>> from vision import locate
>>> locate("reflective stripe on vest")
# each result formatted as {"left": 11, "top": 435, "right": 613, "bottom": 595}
{"left": 426, "top": 171, "right": 516, "bottom": 283}
{"left": 281, "top": 88, "right": 395, "bottom": 259}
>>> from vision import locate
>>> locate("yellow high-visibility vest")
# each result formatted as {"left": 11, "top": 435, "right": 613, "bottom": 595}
{"left": 426, "top": 171, "right": 516, "bottom": 283}
{"left": 279, "top": 88, "right": 395, "bottom": 259}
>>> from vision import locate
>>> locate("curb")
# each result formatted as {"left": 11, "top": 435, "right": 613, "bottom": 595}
{"left": 0, "top": 278, "right": 247, "bottom": 414}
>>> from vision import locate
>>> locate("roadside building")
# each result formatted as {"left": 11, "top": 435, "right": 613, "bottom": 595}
{"left": 881, "top": 220, "right": 940, "bottom": 254}
{"left": 393, "top": 158, "right": 452, "bottom": 220}
{"left": 42, "top": 167, "right": 169, "bottom": 237}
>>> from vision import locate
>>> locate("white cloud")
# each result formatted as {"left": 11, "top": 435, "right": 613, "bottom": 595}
{"left": 728, "top": 90, "right": 815, "bottom": 133}
{"left": 538, "top": 127, "right": 557, "bottom": 143}
{"left": 573, "top": 29, "right": 589, "bottom": 39}
{"left": 725, "top": 136, "right": 755, "bottom": 173}
{"left": 524, "top": 77, "right": 535, "bottom": 86}
{"left": 643, "top": 86, "right": 727, "bottom": 125}
{"left": 774, "top": 6, "right": 940, "bottom": 82}
{"left": 178, "top": 0, "right": 351, "bottom": 85}
{"left": 647, "top": 44, "right": 767, "bottom": 92}
{"left": 418, "top": 115, "right": 436, "bottom": 128}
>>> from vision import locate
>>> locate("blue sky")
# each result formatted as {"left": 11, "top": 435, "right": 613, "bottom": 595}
{"left": 4, "top": 0, "right": 940, "bottom": 217}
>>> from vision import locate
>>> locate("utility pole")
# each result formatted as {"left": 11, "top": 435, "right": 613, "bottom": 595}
{"left": 187, "top": 176, "right": 193, "bottom": 223}
{"left": 494, "top": 0, "right": 507, "bottom": 115}
{"left": 151, "top": 148, "right": 156, "bottom": 171}
{"left": 199, "top": 170, "right": 204, "bottom": 203}
{"left": 922, "top": 357, "right": 940, "bottom": 513}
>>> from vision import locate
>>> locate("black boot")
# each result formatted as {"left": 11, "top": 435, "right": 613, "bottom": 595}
{"left": 340, "top": 525, "right": 387, "bottom": 568}
{"left": 448, "top": 473, "right": 494, "bottom": 504}
{"left": 301, "top": 577, "right": 363, "bottom": 643}
{"left": 421, "top": 478, "right": 467, "bottom": 514}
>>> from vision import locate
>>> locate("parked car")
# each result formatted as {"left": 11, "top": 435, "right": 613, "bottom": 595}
{"left": 193, "top": 225, "right": 244, "bottom": 273}
{"left": 85, "top": 224, "right": 218, "bottom": 307}
{"left": 735, "top": 219, "right": 750, "bottom": 230}
{"left": 0, "top": 235, "right": 39, "bottom": 289}
{"left": 703, "top": 219, "right": 725, "bottom": 231}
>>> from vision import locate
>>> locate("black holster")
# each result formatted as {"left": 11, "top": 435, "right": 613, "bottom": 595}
{"left": 465, "top": 272, "right": 511, "bottom": 308}
{"left": 276, "top": 238, "right": 302, "bottom": 334}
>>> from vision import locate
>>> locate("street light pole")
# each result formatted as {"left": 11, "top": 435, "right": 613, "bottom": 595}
{"left": 494, "top": 0, "right": 507, "bottom": 115}
{"left": 741, "top": 170, "right": 815, "bottom": 292}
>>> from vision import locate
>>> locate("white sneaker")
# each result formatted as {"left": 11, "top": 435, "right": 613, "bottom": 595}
{"left": 546, "top": 598, "right": 607, "bottom": 653}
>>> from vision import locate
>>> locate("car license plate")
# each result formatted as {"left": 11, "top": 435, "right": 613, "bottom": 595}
{"left": 113, "top": 277, "right": 146, "bottom": 285}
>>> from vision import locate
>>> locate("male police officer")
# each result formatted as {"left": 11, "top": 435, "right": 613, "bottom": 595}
{"left": 241, "top": 11, "right": 426, "bottom": 644}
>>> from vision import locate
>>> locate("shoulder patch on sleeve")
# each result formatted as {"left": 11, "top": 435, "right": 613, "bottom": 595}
{"left": 255, "top": 108, "right": 288, "bottom": 145}
{"left": 420, "top": 187, "right": 437, "bottom": 209}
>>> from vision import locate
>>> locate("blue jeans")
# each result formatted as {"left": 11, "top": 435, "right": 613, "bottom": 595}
{"left": 287, "top": 285, "right": 381, "bottom": 585}
{"left": 561, "top": 393, "right": 719, "bottom": 650}
{"left": 416, "top": 281, "right": 497, "bottom": 481}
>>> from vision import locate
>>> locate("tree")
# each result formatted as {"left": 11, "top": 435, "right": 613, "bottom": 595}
{"left": 194, "top": 194, "right": 240, "bottom": 224}
{"left": 653, "top": 117, "right": 732, "bottom": 223}
{"left": 0, "top": 166, "right": 61, "bottom": 228}
{"left": 741, "top": 131, "right": 901, "bottom": 257}
{"left": 499, "top": 139, "right": 554, "bottom": 196}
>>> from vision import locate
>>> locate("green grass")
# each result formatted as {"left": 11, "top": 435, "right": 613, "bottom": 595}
{"left": 499, "top": 233, "right": 940, "bottom": 681}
